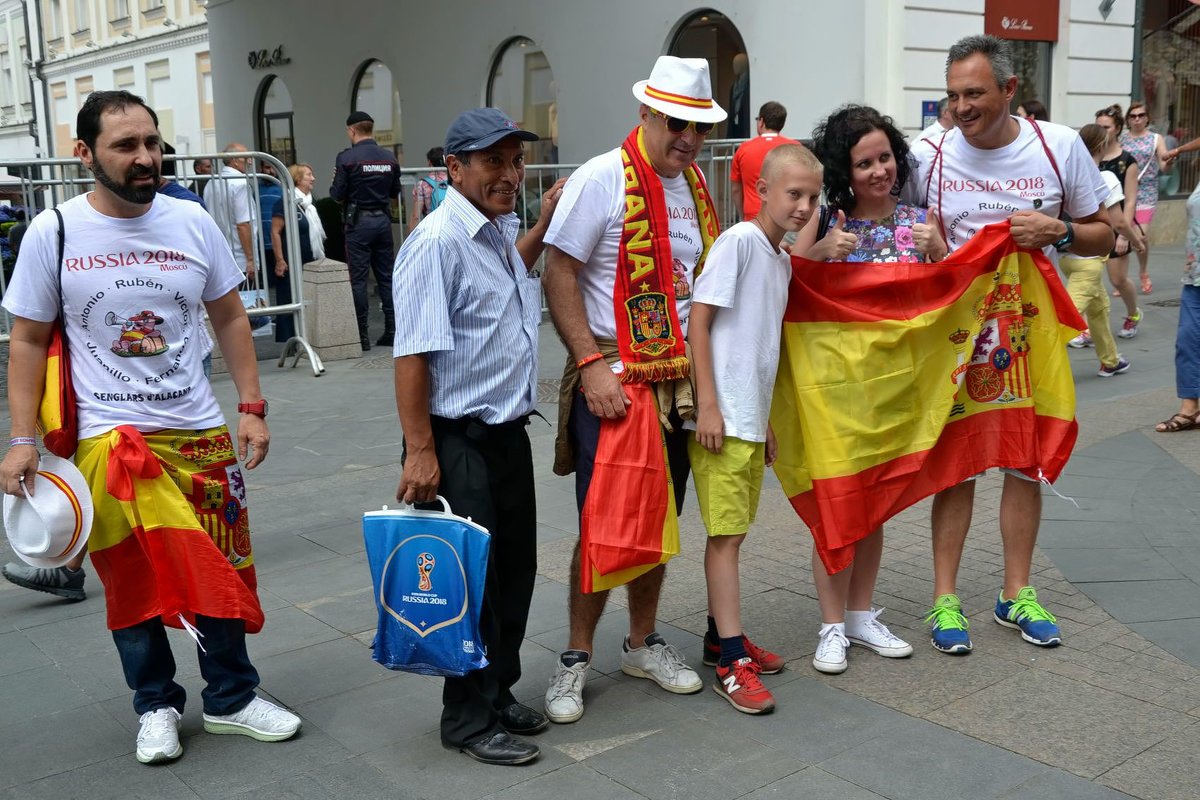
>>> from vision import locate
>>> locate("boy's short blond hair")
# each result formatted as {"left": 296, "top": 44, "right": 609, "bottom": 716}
{"left": 760, "top": 143, "right": 822, "bottom": 185}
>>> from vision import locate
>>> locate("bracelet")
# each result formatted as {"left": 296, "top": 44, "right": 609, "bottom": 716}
{"left": 9, "top": 437, "right": 36, "bottom": 447}
{"left": 575, "top": 352, "right": 604, "bottom": 369}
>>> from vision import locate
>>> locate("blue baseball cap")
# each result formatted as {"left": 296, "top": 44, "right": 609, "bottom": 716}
{"left": 444, "top": 108, "right": 538, "bottom": 156}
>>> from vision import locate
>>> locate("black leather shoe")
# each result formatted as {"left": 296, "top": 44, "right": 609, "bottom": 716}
{"left": 499, "top": 703, "right": 549, "bottom": 735}
{"left": 360, "top": 336, "right": 372, "bottom": 352}
{"left": 376, "top": 331, "right": 394, "bottom": 347}
{"left": 459, "top": 731, "right": 539, "bottom": 765}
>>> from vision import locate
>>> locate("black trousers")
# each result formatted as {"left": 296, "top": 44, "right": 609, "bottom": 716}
{"left": 415, "top": 415, "right": 538, "bottom": 747}
{"left": 344, "top": 212, "right": 394, "bottom": 335}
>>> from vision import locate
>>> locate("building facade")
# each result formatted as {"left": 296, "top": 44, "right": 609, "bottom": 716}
{"left": 0, "top": 0, "right": 36, "bottom": 161}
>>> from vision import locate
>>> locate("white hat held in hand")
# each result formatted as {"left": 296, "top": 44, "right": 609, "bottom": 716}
{"left": 3, "top": 454, "right": 93, "bottom": 568}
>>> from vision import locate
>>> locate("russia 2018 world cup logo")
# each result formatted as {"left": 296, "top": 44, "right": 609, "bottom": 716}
{"left": 417, "top": 552, "right": 436, "bottom": 591}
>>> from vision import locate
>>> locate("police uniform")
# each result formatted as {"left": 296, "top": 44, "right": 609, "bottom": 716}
{"left": 330, "top": 110, "right": 401, "bottom": 349}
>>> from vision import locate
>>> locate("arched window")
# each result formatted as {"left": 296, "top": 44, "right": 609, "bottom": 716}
{"left": 352, "top": 59, "right": 403, "bottom": 160}
{"left": 487, "top": 37, "right": 558, "bottom": 164}
{"left": 669, "top": 10, "right": 749, "bottom": 139}
{"left": 255, "top": 75, "right": 295, "bottom": 166}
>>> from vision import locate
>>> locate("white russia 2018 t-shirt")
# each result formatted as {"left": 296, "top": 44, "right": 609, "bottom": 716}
{"left": 2, "top": 193, "right": 245, "bottom": 438}
{"left": 911, "top": 118, "right": 1109, "bottom": 259}
{"left": 544, "top": 147, "right": 704, "bottom": 340}
{"left": 684, "top": 221, "right": 791, "bottom": 442}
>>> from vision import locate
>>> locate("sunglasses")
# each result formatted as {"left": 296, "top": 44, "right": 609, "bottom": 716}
{"left": 1128, "top": 112, "right": 1148, "bottom": 119}
{"left": 650, "top": 109, "right": 715, "bottom": 135}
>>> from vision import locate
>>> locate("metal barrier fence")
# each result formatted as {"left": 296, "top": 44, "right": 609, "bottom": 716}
{"left": 0, "top": 151, "right": 325, "bottom": 376}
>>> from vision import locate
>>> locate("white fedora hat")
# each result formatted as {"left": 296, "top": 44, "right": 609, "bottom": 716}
{"left": 632, "top": 56, "right": 728, "bottom": 124}
{"left": 3, "top": 454, "right": 93, "bottom": 568}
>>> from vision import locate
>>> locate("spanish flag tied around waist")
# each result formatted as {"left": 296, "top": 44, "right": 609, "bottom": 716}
{"left": 770, "top": 222, "right": 1085, "bottom": 575}
{"left": 76, "top": 425, "right": 264, "bottom": 633}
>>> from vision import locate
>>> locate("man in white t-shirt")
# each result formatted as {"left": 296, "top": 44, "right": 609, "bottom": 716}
{"left": 541, "top": 55, "right": 725, "bottom": 724}
{"left": 203, "top": 142, "right": 257, "bottom": 280}
{"left": 0, "top": 91, "right": 299, "bottom": 766}
{"left": 908, "top": 35, "right": 1112, "bottom": 655}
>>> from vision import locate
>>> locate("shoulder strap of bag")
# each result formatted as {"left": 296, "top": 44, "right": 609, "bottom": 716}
{"left": 52, "top": 208, "right": 65, "bottom": 316}
{"left": 1026, "top": 118, "right": 1066, "bottom": 200}
{"left": 816, "top": 205, "right": 830, "bottom": 241}
{"left": 1136, "top": 133, "right": 1159, "bottom": 180}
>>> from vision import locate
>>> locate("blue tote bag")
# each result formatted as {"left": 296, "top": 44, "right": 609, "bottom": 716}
{"left": 363, "top": 497, "right": 490, "bottom": 677}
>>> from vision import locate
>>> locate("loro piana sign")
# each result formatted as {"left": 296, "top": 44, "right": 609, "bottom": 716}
{"left": 984, "top": 0, "right": 1060, "bottom": 42}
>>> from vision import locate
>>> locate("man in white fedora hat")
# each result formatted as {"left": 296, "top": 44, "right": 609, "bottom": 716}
{"left": 541, "top": 55, "right": 725, "bottom": 724}
{"left": 1, "top": 90, "right": 300, "bottom": 765}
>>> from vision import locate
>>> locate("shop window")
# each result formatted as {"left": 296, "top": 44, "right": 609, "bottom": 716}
{"left": 255, "top": 74, "right": 294, "bottom": 167}
{"left": 1009, "top": 40, "right": 1052, "bottom": 120}
{"left": 486, "top": 37, "right": 557, "bottom": 164}
{"left": 668, "top": 10, "right": 749, "bottom": 140}
{"left": 352, "top": 59, "right": 402, "bottom": 161}
{"left": 1139, "top": 0, "right": 1200, "bottom": 196}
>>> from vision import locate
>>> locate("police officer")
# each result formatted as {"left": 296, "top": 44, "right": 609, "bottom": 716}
{"left": 330, "top": 110, "right": 401, "bottom": 350}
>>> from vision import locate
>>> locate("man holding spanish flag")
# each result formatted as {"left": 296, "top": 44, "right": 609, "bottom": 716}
{"left": 542, "top": 56, "right": 724, "bottom": 723}
{"left": 909, "top": 35, "right": 1113, "bottom": 653}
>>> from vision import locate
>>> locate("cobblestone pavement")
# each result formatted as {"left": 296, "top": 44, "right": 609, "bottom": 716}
{"left": 0, "top": 249, "right": 1197, "bottom": 798}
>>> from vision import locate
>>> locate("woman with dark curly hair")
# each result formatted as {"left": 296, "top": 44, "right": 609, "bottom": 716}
{"left": 791, "top": 105, "right": 944, "bottom": 677}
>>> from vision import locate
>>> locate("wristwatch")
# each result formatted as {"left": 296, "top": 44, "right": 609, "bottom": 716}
{"left": 1053, "top": 220, "right": 1075, "bottom": 253}
{"left": 237, "top": 400, "right": 268, "bottom": 417}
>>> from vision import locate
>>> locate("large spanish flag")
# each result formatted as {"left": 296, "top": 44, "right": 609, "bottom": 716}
{"left": 771, "top": 223, "right": 1085, "bottom": 575}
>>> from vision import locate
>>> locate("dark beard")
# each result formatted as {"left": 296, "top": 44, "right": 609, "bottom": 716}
{"left": 91, "top": 157, "right": 159, "bottom": 205}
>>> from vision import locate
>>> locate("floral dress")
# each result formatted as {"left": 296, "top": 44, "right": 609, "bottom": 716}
{"left": 1184, "top": 183, "right": 1200, "bottom": 287}
{"left": 819, "top": 202, "right": 927, "bottom": 262}
{"left": 1118, "top": 131, "right": 1159, "bottom": 209}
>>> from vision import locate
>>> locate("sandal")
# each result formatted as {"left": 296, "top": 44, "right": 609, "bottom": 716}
{"left": 1155, "top": 412, "right": 1199, "bottom": 433}
{"left": 1141, "top": 274, "right": 1153, "bottom": 294}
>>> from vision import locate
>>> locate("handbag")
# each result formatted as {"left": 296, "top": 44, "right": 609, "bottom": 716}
{"left": 362, "top": 496, "right": 491, "bottom": 677}
{"left": 36, "top": 209, "right": 78, "bottom": 459}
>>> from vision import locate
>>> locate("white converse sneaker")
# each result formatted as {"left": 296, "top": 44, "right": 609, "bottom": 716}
{"left": 136, "top": 707, "right": 183, "bottom": 764}
{"left": 620, "top": 633, "right": 703, "bottom": 694}
{"left": 845, "top": 608, "right": 914, "bottom": 658}
{"left": 202, "top": 696, "right": 301, "bottom": 742}
{"left": 813, "top": 623, "right": 849, "bottom": 674}
{"left": 544, "top": 653, "right": 589, "bottom": 724}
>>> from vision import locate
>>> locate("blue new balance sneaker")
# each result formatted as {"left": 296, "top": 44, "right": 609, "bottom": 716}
{"left": 925, "top": 594, "right": 972, "bottom": 654}
{"left": 994, "top": 586, "right": 1062, "bottom": 647}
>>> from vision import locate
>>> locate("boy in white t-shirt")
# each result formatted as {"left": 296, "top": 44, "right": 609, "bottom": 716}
{"left": 1064, "top": 124, "right": 1146, "bottom": 377}
{"left": 688, "top": 144, "right": 823, "bottom": 714}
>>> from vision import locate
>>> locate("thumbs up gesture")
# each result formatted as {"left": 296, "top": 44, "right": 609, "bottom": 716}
{"left": 810, "top": 208, "right": 859, "bottom": 261}
{"left": 912, "top": 208, "right": 949, "bottom": 262}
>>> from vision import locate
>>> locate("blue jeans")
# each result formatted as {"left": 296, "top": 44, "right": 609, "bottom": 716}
{"left": 1177, "top": 284, "right": 1200, "bottom": 400}
{"left": 111, "top": 616, "right": 259, "bottom": 716}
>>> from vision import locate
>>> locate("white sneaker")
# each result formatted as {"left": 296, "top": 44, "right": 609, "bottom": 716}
{"left": 813, "top": 623, "right": 849, "bottom": 674}
{"left": 544, "top": 654, "right": 589, "bottom": 724}
{"left": 619, "top": 633, "right": 703, "bottom": 694}
{"left": 202, "top": 696, "right": 301, "bottom": 742}
{"left": 845, "top": 608, "right": 914, "bottom": 658}
{"left": 136, "top": 707, "right": 183, "bottom": 764}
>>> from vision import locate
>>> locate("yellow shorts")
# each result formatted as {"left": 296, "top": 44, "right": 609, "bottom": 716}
{"left": 688, "top": 436, "right": 765, "bottom": 536}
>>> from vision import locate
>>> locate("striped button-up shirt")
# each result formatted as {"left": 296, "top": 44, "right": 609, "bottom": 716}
{"left": 392, "top": 187, "right": 539, "bottom": 424}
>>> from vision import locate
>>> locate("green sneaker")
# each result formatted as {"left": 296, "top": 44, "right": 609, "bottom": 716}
{"left": 994, "top": 586, "right": 1061, "bottom": 646}
{"left": 925, "top": 594, "right": 972, "bottom": 654}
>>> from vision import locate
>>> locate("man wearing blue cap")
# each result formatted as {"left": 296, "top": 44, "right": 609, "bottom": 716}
{"left": 390, "top": 107, "right": 565, "bottom": 766}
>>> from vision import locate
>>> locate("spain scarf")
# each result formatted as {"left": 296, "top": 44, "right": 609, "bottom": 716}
{"left": 771, "top": 223, "right": 1085, "bottom": 574}
{"left": 76, "top": 425, "right": 264, "bottom": 632}
{"left": 616, "top": 126, "right": 718, "bottom": 383}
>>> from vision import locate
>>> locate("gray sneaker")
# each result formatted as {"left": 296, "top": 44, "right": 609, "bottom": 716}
{"left": 2, "top": 562, "right": 86, "bottom": 601}
{"left": 544, "top": 653, "right": 589, "bottom": 724}
{"left": 619, "top": 633, "right": 703, "bottom": 694}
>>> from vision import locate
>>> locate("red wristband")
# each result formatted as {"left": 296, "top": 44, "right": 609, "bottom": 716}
{"left": 575, "top": 352, "right": 604, "bottom": 369}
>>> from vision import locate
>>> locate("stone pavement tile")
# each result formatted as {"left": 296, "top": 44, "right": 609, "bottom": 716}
{"left": 0, "top": 630, "right": 48, "bottom": 677}
{"left": 18, "top": 608, "right": 120, "bottom": 663}
{"left": 1128, "top": 619, "right": 1200, "bottom": 667}
{"left": 363, "top": 728, "right": 574, "bottom": 798}
{"left": 0, "top": 705, "right": 131, "bottom": 789}
{"left": 221, "top": 757, "right": 404, "bottom": 800}
{"left": 536, "top": 537, "right": 580, "bottom": 590}
{"left": 482, "top": 763, "right": 645, "bottom": 800}
{"left": 925, "top": 669, "right": 1195, "bottom": 779}
{"left": 298, "top": 521, "right": 366, "bottom": 557}
{"left": 537, "top": 522, "right": 574, "bottom": 544}
{"left": 294, "top": 669, "right": 441, "bottom": 755}
{"left": 251, "top": 636, "right": 396, "bottom": 707}
{"left": 243, "top": 607, "right": 343, "bottom": 661}
{"left": 1062, "top": 454, "right": 1155, "bottom": 480}
{"left": 1097, "top": 720, "right": 1200, "bottom": 800}
{"left": 1051, "top": 474, "right": 1136, "bottom": 500}
{"left": 511, "top": 638, "right": 565, "bottom": 707}
{"left": 0, "top": 753, "right": 203, "bottom": 800}
{"left": 57, "top": 646, "right": 145, "bottom": 704}
{"left": 739, "top": 767, "right": 886, "bottom": 799}
{"left": 249, "top": 531, "right": 341, "bottom": 577}
{"left": 523, "top": 579, "right": 573, "bottom": 638}
{"left": 818, "top": 718, "right": 1046, "bottom": 800}
{"left": 164, "top": 720, "right": 353, "bottom": 800}
{"left": 1042, "top": 497, "right": 1136, "bottom": 523}
{"left": 0, "top": 576, "right": 105, "bottom": 630}
{"left": 585, "top": 718, "right": 803, "bottom": 800}
{"left": 1075, "top": 579, "right": 1200, "bottom": 624}
{"left": 1152, "top": 545, "right": 1200, "bottom": 584}
{"left": 1038, "top": 520, "right": 1148, "bottom": 550}
{"left": 1038, "top": 548, "right": 1184, "bottom": 583}
{"left": 529, "top": 610, "right": 700, "bottom": 678}
{"left": 0, "top": 660, "right": 97, "bottom": 720}
{"left": 997, "top": 769, "right": 1135, "bottom": 799}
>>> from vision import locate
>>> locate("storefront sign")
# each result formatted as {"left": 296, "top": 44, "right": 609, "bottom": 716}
{"left": 922, "top": 100, "right": 939, "bottom": 129}
{"left": 248, "top": 46, "right": 291, "bottom": 70}
{"left": 984, "top": 0, "right": 1059, "bottom": 42}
